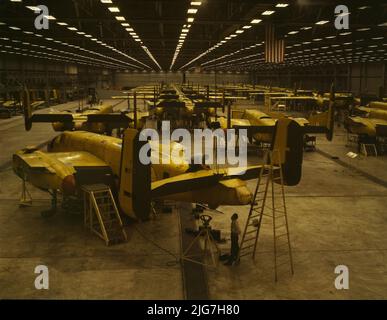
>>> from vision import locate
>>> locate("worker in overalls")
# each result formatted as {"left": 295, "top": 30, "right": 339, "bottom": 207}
{"left": 224, "top": 213, "right": 241, "bottom": 266}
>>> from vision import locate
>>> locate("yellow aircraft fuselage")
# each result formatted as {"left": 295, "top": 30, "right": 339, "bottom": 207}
{"left": 13, "top": 131, "right": 253, "bottom": 212}
{"left": 347, "top": 107, "right": 387, "bottom": 137}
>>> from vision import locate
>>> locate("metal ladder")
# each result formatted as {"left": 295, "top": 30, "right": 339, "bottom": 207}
{"left": 238, "top": 150, "right": 294, "bottom": 281}
{"left": 82, "top": 184, "right": 127, "bottom": 246}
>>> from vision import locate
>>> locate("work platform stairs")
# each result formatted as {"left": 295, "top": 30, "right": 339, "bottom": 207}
{"left": 82, "top": 184, "right": 127, "bottom": 246}
{"left": 238, "top": 150, "right": 294, "bottom": 281}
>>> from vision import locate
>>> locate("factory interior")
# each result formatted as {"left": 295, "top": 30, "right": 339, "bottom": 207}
{"left": 0, "top": 0, "right": 386, "bottom": 301}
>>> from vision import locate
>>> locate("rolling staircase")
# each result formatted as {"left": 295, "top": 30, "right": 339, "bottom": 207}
{"left": 82, "top": 184, "right": 127, "bottom": 246}
{"left": 238, "top": 150, "right": 294, "bottom": 281}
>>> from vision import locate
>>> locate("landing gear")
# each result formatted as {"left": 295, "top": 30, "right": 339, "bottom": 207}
{"left": 41, "top": 190, "right": 58, "bottom": 218}
{"left": 19, "top": 174, "right": 32, "bottom": 207}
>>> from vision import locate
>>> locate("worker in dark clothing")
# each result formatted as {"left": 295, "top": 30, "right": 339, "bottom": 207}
{"left": 224, "top": 213, "right": 241, "bottom": 266}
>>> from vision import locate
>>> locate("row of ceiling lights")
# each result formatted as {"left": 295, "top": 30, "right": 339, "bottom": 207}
{"left": 209, "top": 56, "right": 265, "bottom": 70}
{"left": 203, "top": 5, "right": 386, "bottom": 71}
{"left": 0, "top": 42, "right": 127, "bottom": 69}
{"left": 218, "top": 44, "right": 386, "bottom": 71}
{"left": 201, "top": 42, "right": 264, "bottom": 67}
{"left": 8, "top": 1, "right": 151, "bottom": 70}
{"left": 100, "top": 0, "right": 162, "bottom": 70}
{"left": 276, "top": 5, "right": 386, "bottom": 68}
{"left": 210, "top": 38, "right": 386, "bottom": 71}
{"left": 0, "top": 48, "right": 98, "bottom": 67}
{"left": 226, "top": 55, "right": 384, "bottom": 70}
{"left": 0, "top": 20, "right": 142, "bottom": 70}
{"left": 179, "top": 3, "right": 289, "bottom": 71}
{"left": 0, "top": 35, "right": 128, "bottom": 69}
{"left": 205, "top": 53, "right": 264, "bottom": 69}
{"left": 232, "top": 6, "right": 386, "bottom": 70}
{"left": 170, "top": 1, "right": 202, "bottom": 70}
{"left": 5, "top": 1, "right": 387, "bottom": 72}
{"left": 225, "top": 47, "right": 386, "bottom": 71}
{"left": 189, "top": 3, "right": 387, "bottom": 71}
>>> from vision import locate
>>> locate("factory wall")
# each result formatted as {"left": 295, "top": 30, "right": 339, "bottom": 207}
{"left": 349, "top": 63, "right": 386, "bottom": 96}
{"left": 113, "top": 71, "right": 249, "bottom": 89}
{"left": 0, "top": 55, "right": 111, "bottom": 90}
{"left": 252, "top": 62, "right": 386, "bottom": 95}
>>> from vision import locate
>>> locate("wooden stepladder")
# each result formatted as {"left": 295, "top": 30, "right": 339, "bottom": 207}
{"left": 238, "top": 150, "right": 294, "bottom": 281}
{"left": 82, "top": 184, "right": 127, "bottom": 246}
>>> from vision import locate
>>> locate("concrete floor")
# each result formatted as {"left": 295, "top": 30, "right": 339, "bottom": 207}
{"left": 0, "top": 98, "right": 386, "bottom": 299}
{"left": 209, "top": 146, "right": 387, "bottom": 299}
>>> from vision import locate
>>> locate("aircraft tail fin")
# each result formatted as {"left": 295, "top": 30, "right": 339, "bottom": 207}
{"left": 270, "top": 119, "right": 304, "bottom": 186}
{"left": 23, "top": 86, "right": 33, "bottom": 131}
{"left": 118, "top": 129, "right": 151, "bottom": 220}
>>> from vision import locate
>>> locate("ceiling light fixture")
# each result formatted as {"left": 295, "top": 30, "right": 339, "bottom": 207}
{"left": 180, "top": 3, "right": 285, "bottom": 71}
{"left": 26, "top": 6, "right": 40, "bottom": 11}
{"left": 108, "top": 7, "right": 120, "bottom": 12}
{"left": 101, "top": 0, "right": 160, "bottom": 69}
{"left": 170, "top": 1, "right": 203, "bottom": 70}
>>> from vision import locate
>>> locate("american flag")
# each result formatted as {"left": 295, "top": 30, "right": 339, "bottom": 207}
{"left": 265, "top": 24, "right": 285, "bottom": 63}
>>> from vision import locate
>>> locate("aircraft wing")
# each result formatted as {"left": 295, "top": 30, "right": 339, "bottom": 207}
{"left": 30, "top": 113, "right": 75, "bottom": 123}
{"left": 233, "top": 125, "right": 275, "bottom": 134}
{"left": 13, "top": 150, "right": 110, "bottom": 190}
{"left": 223, "top": 165, "right": 264, "bottom": 181}
{"left": 151, "top": 165, "right": 263, "bottom": 198}
{"left": 234, "top": 123, "right": 330, "bottom": 135}
{"left": 151, "top": 171, "right": 223, "bottom": 198}
{"left": 30, "top": 113, "right": 132, "bottom": 124}
{"left": 26, "top": 111, "right": 133, "bottom": 131}
{"left": 14, "top": 150, "right": 109, "bottom": 172}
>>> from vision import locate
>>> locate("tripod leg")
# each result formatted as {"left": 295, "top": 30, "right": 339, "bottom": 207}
{"left": 183, "top": 230, "right": 203, "bottom": 257}
{"left": 208, "top": 232, "right": 220, "bottom": 266}
{"left": 208, "top": 232, "right": 221, "bottom": 253}
{"left": 203, "top": 232, "right": 210, "bottom": 263}
{"left": 206, "top": 233, "right": 217, "bottom": 266}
